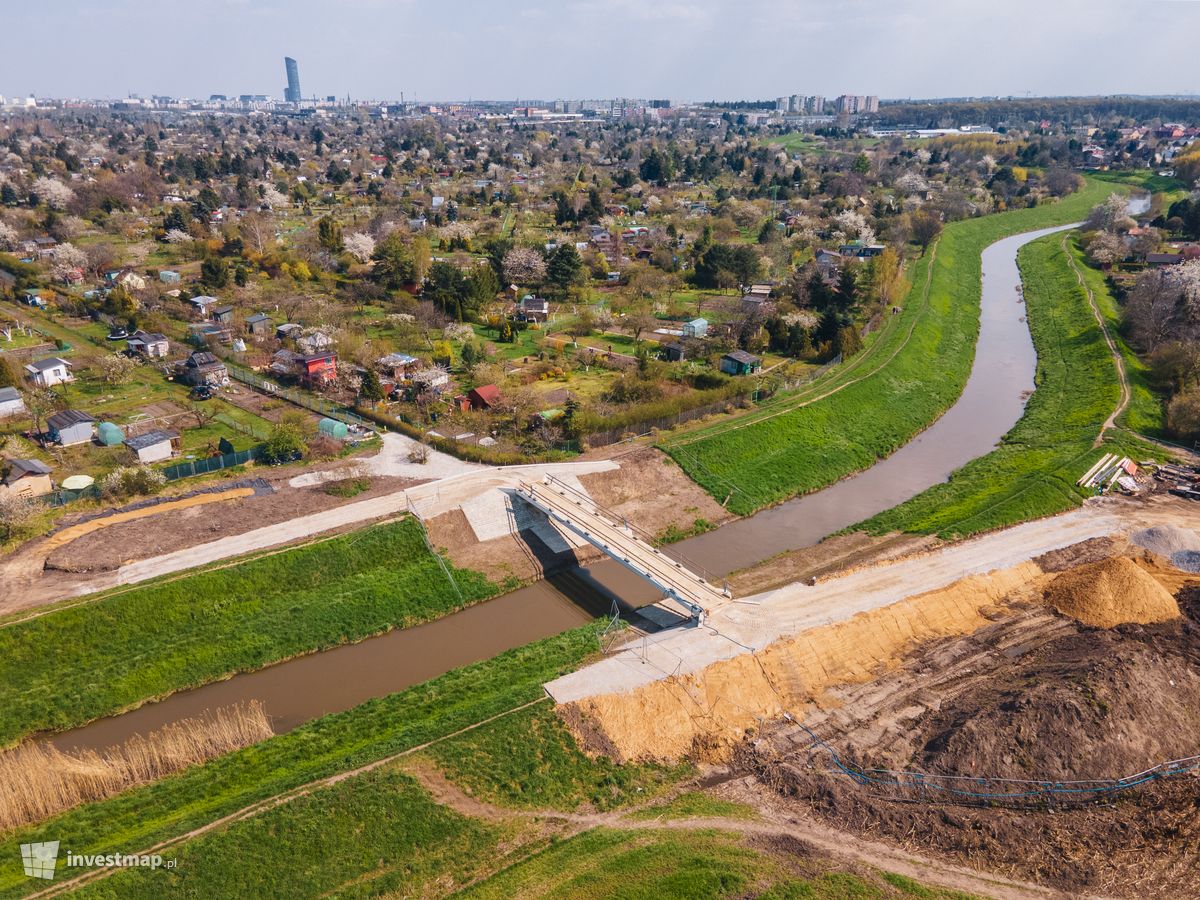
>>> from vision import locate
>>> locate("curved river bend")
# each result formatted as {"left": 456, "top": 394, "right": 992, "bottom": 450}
{"left": 50, "top": 221, "right": 1093, "bottom": 753}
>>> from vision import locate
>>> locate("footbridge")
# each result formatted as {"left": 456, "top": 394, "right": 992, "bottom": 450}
{"left": 515, "top": 475, "right": 731, "bottom": 623}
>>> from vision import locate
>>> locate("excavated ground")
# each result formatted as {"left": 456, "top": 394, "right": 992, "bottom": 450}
{"left": 734, "top": 573, "right": 1200, "bottom": 897}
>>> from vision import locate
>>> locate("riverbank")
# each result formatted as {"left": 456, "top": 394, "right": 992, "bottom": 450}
{"left": 0, "top": 518, "right": 504, "bottom": 746}
{"left": 661, "top": 176, "right": 1122, "bottom": 516}
{"left": 859, "top": 231, "right": 1159, "bottom": 538}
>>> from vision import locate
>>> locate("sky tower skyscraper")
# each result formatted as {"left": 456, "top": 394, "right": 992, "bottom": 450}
{"left": 284, "top": 57, "right": 301, "bottom": 104}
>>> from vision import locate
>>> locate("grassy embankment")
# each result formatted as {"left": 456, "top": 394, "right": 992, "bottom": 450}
{"left": 9, "top": 680, "right": 956, "bottom": 899}
{"left": 859, "top": 234, "right": 1161, "bottom": 539}
{"left": 1065, "top": 234, "right": 1166, "bottom": 437}
{"left": 0, "top": 626, "right": 620, "bottom": 897}
{"left": 0, "top": 518, "right": 504, "bottom": 746}
{"left": 662, "top": 177, "right": 1120, "bottom": 515}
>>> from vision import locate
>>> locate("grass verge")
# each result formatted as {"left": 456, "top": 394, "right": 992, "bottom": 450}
{"left": 661, "top": 177, "right": 1120, "bottom": 515}
{"left": 0, "top": 517, "right": 498, "bottom": 745}
{"left": 858, "top": 233, "right": 1160, "bottom": 539}
{"left": 0, "top": 625, "right": 603, "bottom": 897}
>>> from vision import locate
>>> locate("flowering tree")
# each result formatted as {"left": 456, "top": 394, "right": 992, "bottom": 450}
{"left": 261, "top": 186, "right": 289, "bottom": 209}
{"left": 50, "top": 243, "right": 89, "bottom": 282}
{"left": 343, "top": 232, "right": 376, "bottom": 263}
{"left": 832, "top": 210, "right": 876, "bottom": 246}
{"left": 164, "top": 228, "right": 192, "bottom": 245}
{"left": 1086, "top": 194, "right": 1135, "bottom": 234}
{"left": 1086, "top": 231, "right": 1125, "bottom": 267}
{"left": 502, "top": 247, "right": 547, "bottom": 285}
{"left": 0, "top": 220, "right": 17, "bottom": 250}
{"left": 31, "top": 177, "right": 75, "bottom": 211}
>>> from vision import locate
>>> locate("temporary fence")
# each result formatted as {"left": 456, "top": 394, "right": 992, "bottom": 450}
{"left": 782, "top": 717, "right": 1200, "bottom": 808}
{"left": 161, "top": 447, "right": 259, "bottom": 481}
{"left": 42, "top": 484, "right": 101, "bottom": 508}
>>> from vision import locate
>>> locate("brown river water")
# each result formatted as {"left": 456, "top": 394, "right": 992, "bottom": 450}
{"left": 46, "top": 217, "right": 1121, "bottom": 753}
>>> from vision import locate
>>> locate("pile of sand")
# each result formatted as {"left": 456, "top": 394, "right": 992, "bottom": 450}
{"left": 560, "top": 562, "right": 1041, "bottom": 763}
{"left": 1130, "top": 524, "right": 1200, "bottom": 559}
{"left": 1045, "top": 556, "right": 1180, "bottom": 628}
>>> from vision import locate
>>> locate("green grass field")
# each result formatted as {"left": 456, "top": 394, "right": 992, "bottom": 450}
{"left": 0, "top": 625, "right": 604, "bottom": 898}
{"left": 662, "top": 177, "right": 1121, "bottom": 515}
{"left": 1064, "top": 235, "right": 1166, "bottom": 437}
{"left": 0, "top": 518, "right": 500, "bottom": 745}
{"left": 859, "top": 233, "right": 1160, "bottom": 539}
{"left": 424, "top": 703, "right": 686, "bottom": 811}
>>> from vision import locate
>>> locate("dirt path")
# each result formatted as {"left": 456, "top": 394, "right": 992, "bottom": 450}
{"left": 1063, "top": 232, "right": 1129, "bottom": 445}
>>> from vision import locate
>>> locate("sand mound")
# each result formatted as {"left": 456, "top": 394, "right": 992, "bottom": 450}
{"left": 1045, "top": 556, "right": 1179, "bottom": 628}
{"left": 561, "top": 562, "right": 1042, "bottom": 763}
{"left": 1130, "top": 524, "right": 1200, "bottom": 559}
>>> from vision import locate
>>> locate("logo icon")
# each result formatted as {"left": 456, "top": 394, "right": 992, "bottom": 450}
{"left": 20, "top": 842, "right": 60, "bottom": 880}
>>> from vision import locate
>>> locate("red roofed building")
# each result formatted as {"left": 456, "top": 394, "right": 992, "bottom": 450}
{"left": 299, "top": 352, "right": 338, "bottom": 388}
{"left": 466, "top": 384, "right": 501, "bottom": 410}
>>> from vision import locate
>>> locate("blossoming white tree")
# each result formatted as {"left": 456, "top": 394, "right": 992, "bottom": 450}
{"left": 32, "top": 177, "right": 74, "bottom": 211}
{"left": 343, "top": 232, "right": 376, "bottom": 263}
{"left": 502, "top": 247, "right": 547, "bottom": 285}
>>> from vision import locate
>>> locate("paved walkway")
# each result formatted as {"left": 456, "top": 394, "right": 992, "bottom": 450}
{"left": 545, "top": 499, "right": 1200, "bottom": 704}
{"left": 65, "top": 455, "right": 618, "bottom": 599}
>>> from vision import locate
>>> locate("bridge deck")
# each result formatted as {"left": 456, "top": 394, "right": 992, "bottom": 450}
{"left": 516, "top": 476, "right": 730, "bottom": 621}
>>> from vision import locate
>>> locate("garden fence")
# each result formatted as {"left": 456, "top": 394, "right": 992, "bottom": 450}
{"left": 226, "top": 364, "right": 372, "bottom": 430}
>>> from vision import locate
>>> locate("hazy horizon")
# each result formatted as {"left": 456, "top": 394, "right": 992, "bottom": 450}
{"left": 5, "top": 0, "right": 1200, "bottom": 103}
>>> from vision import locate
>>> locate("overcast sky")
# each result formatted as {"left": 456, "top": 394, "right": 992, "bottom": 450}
{"left": 6, "top": 0, "right": 1200, "bottom": 102}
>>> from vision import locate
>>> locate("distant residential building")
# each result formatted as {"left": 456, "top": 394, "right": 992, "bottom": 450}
{"left": 127, "top": 331, "right": 170, "bottom": 359}
{"left": 0, "top": 458, "right": 52, "bottom": 499}
{"left": 719, "top": 350, "right": 762, "bottom": 377}
{"left": 46, "top": 409, "right": 95, "bottom": 446}
{"left": 24, "top": 357, "right": 73, "bottom": 387}
{"left": 377, "top": 352, "right": 422, "bottom": 380}
{"left": 125, "top": 429, "right": 181, "bottom": 464}
{"left": 175, "top": 351, "right": 229, "bottom": 387}
{"left": 284, "top": 56, "right": 302, "bottom": 104}
{"left": 0, "top": 386, "right": 26, "bottom": 419}
{"left": 245, "top": 313, "right": 272, "bottom": 336}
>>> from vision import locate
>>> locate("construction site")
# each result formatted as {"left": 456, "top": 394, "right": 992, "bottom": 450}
{"left": 544, "top": 503, "right": 1200, "bottom": 897}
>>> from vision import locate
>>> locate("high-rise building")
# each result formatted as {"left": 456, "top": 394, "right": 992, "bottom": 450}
{"left": 809, "top": 95, "right": 824, "bottom": 115}
{"left": 284, "top": 57, "right": 302, "bottom": 104}
{"left": 863, "top": 95, "right": 880, "bottom": 113}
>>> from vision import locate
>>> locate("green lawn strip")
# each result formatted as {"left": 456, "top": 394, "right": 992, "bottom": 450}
{"left": 1064, "top": 234, "right": 1166, "bottom": 437}
{"left": 70, "top": 769, "right": 508, "bottom": 899}
{"left": 0, "top": 626, "right": 602, "bottom": 898}
{"left": 424, "top": 703, "right": 687, "bottom": 811}
{"left": 662, "top": 177, "right": 1120, "bottom": 515}
{"left": 0, "top": 518, "right": 499, "bottom": 745}
{"left": 858, "top": 233, "right": 1156, "bottom": 540}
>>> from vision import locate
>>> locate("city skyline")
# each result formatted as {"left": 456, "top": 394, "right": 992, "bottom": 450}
{"left": 3, "top": 0, "right": 1200, "bottom": 102}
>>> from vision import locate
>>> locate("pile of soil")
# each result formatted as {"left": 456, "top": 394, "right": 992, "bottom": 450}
{"left": 743, "top": 584, "right": 1200, "bottom": 897}
{"left": 1044, "top": 555, "right": 1179, "bottom": 628}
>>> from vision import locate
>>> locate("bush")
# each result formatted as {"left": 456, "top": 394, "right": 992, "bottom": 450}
{"left": 100, "top": 466, "right": 166, "bottom": 500}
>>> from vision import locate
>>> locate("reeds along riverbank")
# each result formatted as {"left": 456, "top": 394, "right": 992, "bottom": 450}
{"left": 0, "top": 701, "right": 273, "bottom": 832}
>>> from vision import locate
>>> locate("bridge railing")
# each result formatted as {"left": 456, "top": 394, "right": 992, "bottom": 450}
{"left": 540, "top": 474, "right": 727, "bottom": 591}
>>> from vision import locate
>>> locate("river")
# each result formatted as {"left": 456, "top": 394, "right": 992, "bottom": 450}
{"left": 47, "top": 214, "right": 1125, "bottom": 754}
